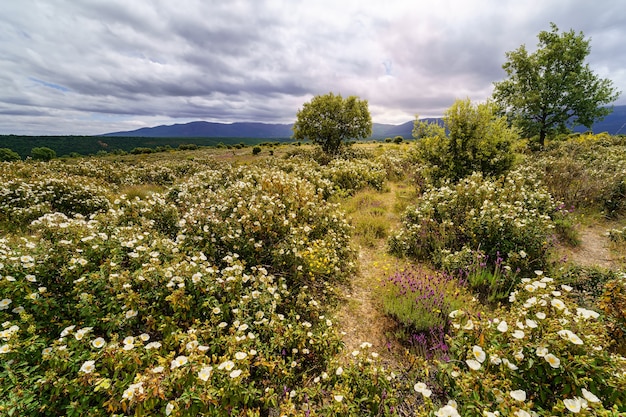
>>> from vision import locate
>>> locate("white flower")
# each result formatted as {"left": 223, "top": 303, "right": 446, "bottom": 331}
{"left": 536, "top": 346, "right": 548, "bottom": 357}
{"left": 581, "top": 388, "right": 601, "bottom": 403}
{"left": 472, "top": 345, "right": 486, "bottom": 363}
{"left": 92, "top": 337, "right": 106, "bottom": 348}
{"left": 497, "top": 320, "right": 508, "bottom": 333}
{"left": 462, "top": 320, "right": 474, "bottom": 330}
{"left": 514, "top": 349, "right": 524, "bottom": 362}
{"left": 563, "top": 398, "right": 582, "bottom": 413}
{"left": 336, "top": 366, "right": 343, "bottom": 376}
{"left": 152, "top": 366, "right": 164, "bottom": 373}
{"left": 0, "top": 298, "right": 12, "bottom": 310}
{"left": 510, "top": 390, "right": 526, "bottom": 401}
{"left": 512, "top": 330, "right": 525, "bottom": 339}
{"left": 576, "top": 308, "right": 600, "bottom": 320}
{"left": 125, "top": 309, "right": 138, "bottom": 319}
{"left": 170, "top": 355, "right": 188, "bottom": 369}
{"left": 229, "top": 369, "right": 242, "bottom": 378}
{"left": 218, "top": 360, "right": 235, "bottom": 371}
{"left": 435, "top": 405, "right": 460, "bottom": 417}
{"left": 0, "top": 344, "right": 10, "bottom": 354}
{"left": 489, "top": 354, "right": 502, "bottom": 365}
{"left": 234, "top": 351, "right": 247, "bottom": 360}
{"left": 165, "top": 402, "right": 174, "bottom": 416}
{"left": 139, "top": 333, "right": 150, "bottom": 341}
{"left": 551, "top": 298, "right": 566, "bottom": 310}
{"left": 519, "top": 250, "right": 527, "bottom": 258}
{"left": 561, "top": 284, "right": 573, "bottom": 292}
{"left": 544, "top": 353, "right": 560, "bottom": 368}
{"left": 466, "top": 359, "right": 481, "bottom": 370}
{"left": 212, "top": 307, "right": 221, "bottom": 314}
{"left": 145, "top": 341, "right": 161, "bottom": 349}
{"left": 536, "top": 312, "right": 546, "bottom": 320}
{"left": 503, "top": 358, "right": 518, "bottom": 370}
{"left": 80, "top": 360, "right": 96, "bottom": 374}
{"left": 414, "top": 382, "right": 432, "bottom": 397}
{"left": 334, "top": 395, "right": 344, "bottom": 402}
{"left": 198, "top": 366, "right": 213, "bottom": 381}
{"left": 60, "top": 325, "right": 76, "bottom": 337}
{"left": 558, "top": 329, "right": 584, "bottom": 345}
{"left": 525, "top": 319, "right": 538, "bottom": 328}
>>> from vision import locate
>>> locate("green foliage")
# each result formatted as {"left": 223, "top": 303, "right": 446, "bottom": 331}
{"left": 292, "top": 92, "right": 372, "bottom": 155}
{"left": 252, "top": 146, "right": 261, "bottom": 155}
{"left": 393, "top": 136, "right": 403, "bottom": 144}
{"left": 412, "top": 99, "right": 516, "bottom": 184}
{"left": 599, "top": 275, "right": 626, "bottom": 354}
{"left": 441, "top": 273, "right": 626, "bottom": 416}
{"left": 527, "top": 135, "right": 626, "bottom": 216}
{"left": 382, "top": 267, "right": 470, "bottom": 334}
{"left": 389, "top": 169, "right": 564, "bottom": 275}
{"left": 31, "top": 146, "right": 56, "bottom": 161}
{"left": 0, "top": 148, "right": 20, "bottom": 162}
{"left": 493, "top": 23, "right": 621, "bottom": 146}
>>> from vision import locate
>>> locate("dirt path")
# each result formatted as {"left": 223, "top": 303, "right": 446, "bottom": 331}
{"left": 335, "top": 182, "right": 413, "bottom": 363}
{"left": 565, "top": 223, "right": 622, "bottom": 269}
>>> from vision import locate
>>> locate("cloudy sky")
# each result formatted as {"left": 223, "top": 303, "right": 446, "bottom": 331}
{"left": 1, "top": 0, "right": 625, "bottom": 135}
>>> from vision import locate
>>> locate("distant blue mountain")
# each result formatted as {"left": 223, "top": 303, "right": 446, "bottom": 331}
{"left": 101, "top": 106, "right": 626, "bottom": 139}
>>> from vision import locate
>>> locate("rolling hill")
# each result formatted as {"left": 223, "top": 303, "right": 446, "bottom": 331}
{"left": 102, "top": 106, "right": 626, "bottom": 139}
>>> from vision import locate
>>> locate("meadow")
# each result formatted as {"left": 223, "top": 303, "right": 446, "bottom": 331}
{"left": 0, "top": 136, "right": 625, "bottom": 416}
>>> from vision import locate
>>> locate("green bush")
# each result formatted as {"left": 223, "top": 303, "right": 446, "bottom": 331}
{"left": 389, "top": 169, "right": 565, "bottom": 276}
{"left": 411, "top": 99, "right": 517, "bottom": 184}
{"left": 31, "top": 147, "right": 56, "bottom": 161}
{"left": 0, "top": 148, "right": 20, "bottom": 162}
{"left": 252, "top": 146, "right": 262, "bottom": 155}
{"left": 439, "top": 272, "right": 626, "bottom": 416}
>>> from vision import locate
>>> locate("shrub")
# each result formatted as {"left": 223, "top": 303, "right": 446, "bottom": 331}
{"left": 439, "top": 272, "right": 626, "bottom": 416}
{"left": 252, "top": 146, "right": 261, "bottom": 155}
{"left": 599, "top": 274, "right": 626, "bottom": 354}
{"left": 0, "top": 148, "right": 20, "bottom": 162}
{"left": 411, "top": 99, "right": 517, "bottom": 184}
{"left": 31, "top": 146, "right": 56, "bottom": 161}
{"left": 389, "top": 169, "right": 563, "bottom": 276}
{"left": 382, "top": 267, "right": 472, "bottom": 358}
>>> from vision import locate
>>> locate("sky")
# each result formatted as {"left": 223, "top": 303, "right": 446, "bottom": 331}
{"left": 1, "top": 0, "right": 625, "bottom": 135}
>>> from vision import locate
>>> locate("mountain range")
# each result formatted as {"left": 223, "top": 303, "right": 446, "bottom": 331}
{"left": 102, "top": 106, "right": 626, "bottom": 139}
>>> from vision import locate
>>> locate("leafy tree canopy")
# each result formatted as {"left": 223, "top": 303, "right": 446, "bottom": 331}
{"left": 493, "top": 23, "right": 620, "bottom": 146}
{"left": 413, "top": 98, "right": 517, "bottom": 183}
{"left": 0, "top": 147, "right": 20, "bottom": 162}
{"left": 292, "top": 92, "right": 372, "bottom": 155}
{"left": 31, "top": 146, "right": 56, "bottom": 161}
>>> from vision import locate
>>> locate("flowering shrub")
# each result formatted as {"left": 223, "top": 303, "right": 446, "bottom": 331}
{"left": 0, "top": 156, "right": 367, "bottom": 416}
{"left": 530, "top": 136, "right": 626, "bottom": 216}
{"left": 0, "top": 176, "right": 110, "bottom": 230}
{"left": 382, "top": 267, "right": 472, "bottom": 358}
{"left": 389, "top": 169, "right": 563, "bottom": 276}
{"left": 599, "top": 275, "right": 626, "bottom": 354}
{"left": 438, "top": 272, "right": 626, "bottom": 416}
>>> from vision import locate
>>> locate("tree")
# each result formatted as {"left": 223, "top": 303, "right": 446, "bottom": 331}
{"left": 0, "top": 147, "right": 21, "bottom": 162}
{"left": 493, "top": 23, "right": 620, "bottom": 147}
{"left": 31, "top": 147, "right": 56, "bottom": 161}
{"left": 412, "top": 99, "right": 517, "bottom": 183}
{"left": 292, "top": 92, "right": 372, "bottom": 155}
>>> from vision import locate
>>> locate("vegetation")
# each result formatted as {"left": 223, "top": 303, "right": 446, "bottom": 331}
{"left": 0, "top": 148, "right": 20, "bottom": 162}
{"left": 412, "top": 99, "right": 516, "bottom": 184}
{"left": 493, "top": 23, "right": 620, "bottom": 147}
{"left": 292, "top": 92, "right": 372, "bottom": 155}
{"left": 0, "top": 138, "right": 624, "bottom": 416}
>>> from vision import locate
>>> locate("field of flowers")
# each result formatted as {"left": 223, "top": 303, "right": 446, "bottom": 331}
{"left": 1, "top": 138, "right": 625, "bottom": 416}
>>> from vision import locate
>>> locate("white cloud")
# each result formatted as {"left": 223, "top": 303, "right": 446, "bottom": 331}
{"left": 0, "top": 0, "right": 624, "bottom": 134}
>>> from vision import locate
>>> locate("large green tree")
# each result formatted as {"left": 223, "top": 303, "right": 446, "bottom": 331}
{"left": 413, "top": 99, "right": 517, "bottom": 183}
{"left": 493, "top": 23, "right": 620, "bottom": 147}
{"left": 292, "top": 92, "right": 372, "bottom": 155}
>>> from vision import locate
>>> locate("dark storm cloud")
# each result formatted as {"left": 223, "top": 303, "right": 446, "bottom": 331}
{"left": 0, "top": 0, "right": 624, "bottom": 134}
